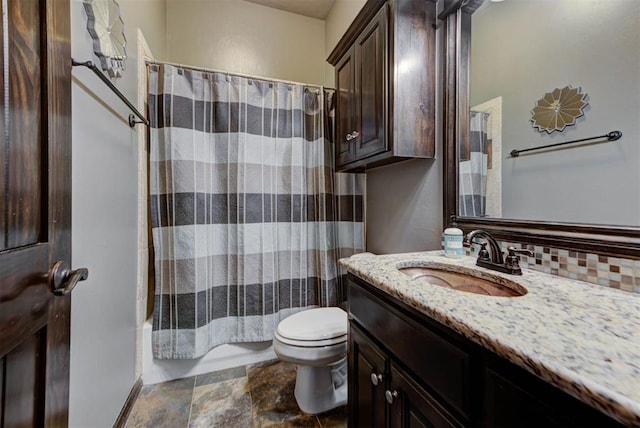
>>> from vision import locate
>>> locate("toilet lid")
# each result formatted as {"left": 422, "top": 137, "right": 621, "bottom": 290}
{"left": 277, "top": 307, "right": 347, "bottom": 341}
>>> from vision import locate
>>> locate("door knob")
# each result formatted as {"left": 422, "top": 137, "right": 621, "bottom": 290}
{"left": 385, "top": 390, "right": 399, "bottom": 404}
{"left": 48, "top": 261, "right": 89, "bottom": 296}
{"left": 370, "top": 372, "right": 383, "bottom": 386}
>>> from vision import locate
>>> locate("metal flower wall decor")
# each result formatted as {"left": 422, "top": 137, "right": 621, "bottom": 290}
{"left": 83, "top": 0, "right": 127, "bottom": 78}
{"left": 530, "top": 85, "right": 588, "bottom": 134}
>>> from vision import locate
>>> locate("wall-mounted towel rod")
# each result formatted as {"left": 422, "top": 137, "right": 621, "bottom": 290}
{"left": 72, "top": 59, "right": 149, "bottom": 128}
{"left": 509, "top": 130, "right": 622, "bottom": 158}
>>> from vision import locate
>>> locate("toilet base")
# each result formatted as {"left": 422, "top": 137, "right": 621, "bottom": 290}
{"left": 294, "top": 358, "right": 348, "bottom": 414}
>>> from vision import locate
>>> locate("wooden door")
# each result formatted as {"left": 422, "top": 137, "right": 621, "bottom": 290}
{"left": 354, "top": 4, "right": 387, "bottom": 160}
{"left": 483, "top": 367, "right": 568, "bottom": 427}
{"left": 335, "top": 49, "right": 356, "bottom": 168}
{"left": 348, "top": 324, "right": 386, "bottom": 428}
{"left": 388, "top": 363, "right": 461, "bottom": 428}
{"left": 0, "top": 0, "right": 76, "bottom": 426}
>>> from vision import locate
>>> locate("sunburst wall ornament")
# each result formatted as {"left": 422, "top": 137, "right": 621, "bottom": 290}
{"left": 83, "top": 0, "right": 127, "bottom": 78}
{"left": 530, "top": 85, "right": 588, "bottom": 134}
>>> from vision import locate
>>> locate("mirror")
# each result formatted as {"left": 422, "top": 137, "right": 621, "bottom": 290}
{"left": 442, "top": 0, "right": 640, "bottom": 258}
{"left": 462, "top": 0, "right": 639, "bottom": 226}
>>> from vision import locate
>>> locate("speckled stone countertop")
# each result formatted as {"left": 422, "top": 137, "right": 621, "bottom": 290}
{"left": 339, "top": 251, "right": 640, "bottom": 426}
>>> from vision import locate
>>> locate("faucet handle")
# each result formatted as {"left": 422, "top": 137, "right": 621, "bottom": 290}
{"left": 507, "top": 247, "right": 534, "bottom": 258}
{"left": 504, "top": 247, "right": 533, "bottom": 275}
{"left": 477, "top": 243, "right": 491, "bottom": 261}
{"left": 465, "top": 241, "right": 491, "bottom": 261}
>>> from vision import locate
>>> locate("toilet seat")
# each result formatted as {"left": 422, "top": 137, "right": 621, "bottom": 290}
{"left": 274, "top": 330, "right": 346, "bottom": 347}
{"left": 276, "top": 307, "right": 347, "bottom": 347}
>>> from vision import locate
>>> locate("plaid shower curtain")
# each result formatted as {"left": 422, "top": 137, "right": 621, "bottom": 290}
{"left": 459, "top": 111, "right": 489, "bottom": 217}
{"left": 324, "top": 90, "right": 365, "bottom": 302}
{"left": 148, "top": 64, "right": 363, "bottom": 359}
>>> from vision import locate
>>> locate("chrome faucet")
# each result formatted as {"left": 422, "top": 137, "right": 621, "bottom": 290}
{"left": 463, "top": 229, "right": 533, "bottom": 275}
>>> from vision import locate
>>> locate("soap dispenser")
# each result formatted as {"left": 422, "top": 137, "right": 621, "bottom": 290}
{"left": 443, "top": 216, "right": 463, "bottom": 258}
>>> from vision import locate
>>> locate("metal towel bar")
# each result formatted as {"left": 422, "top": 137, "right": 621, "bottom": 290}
{"left": 72, "top": 59, "right": 149, "bottom": 128}
{"left": 509, "top": 131, "right": 622, "bottom": 157}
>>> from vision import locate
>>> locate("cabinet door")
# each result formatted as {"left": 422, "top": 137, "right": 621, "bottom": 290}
{"left": 335, "top": 49, "right": 356, "bottom": 167}
{"left": 484, "top": 367, "right": 569, "bottom": 427}
{"left": 387, "top": 363, "right": 462, "bottom": 428}
{"left": 354, "top": 4, "right": 388, "bottom": 160}
{"left": 349, "top": 323, "right": 386, "bottom": 428}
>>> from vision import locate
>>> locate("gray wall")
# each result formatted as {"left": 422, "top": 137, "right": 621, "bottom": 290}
{"left": 69, "top": 0, "right": 167, "bottom": 426}
{"left": 470, "top": 0, "right": 640, "bottom": 226}
{"left": 366, "top": 158, "right": 443, "bottom": 254}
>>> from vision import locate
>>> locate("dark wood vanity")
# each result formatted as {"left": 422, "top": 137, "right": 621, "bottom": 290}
{"left": 327, "top": 0, "right": 437, "bottom": 172}
{"left": 347, "top": 274, "right": 621, "bottom": 427}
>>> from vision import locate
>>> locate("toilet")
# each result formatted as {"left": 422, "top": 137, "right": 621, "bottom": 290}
{"left": 273, "top": 307, "right": 348, "bottom": 414}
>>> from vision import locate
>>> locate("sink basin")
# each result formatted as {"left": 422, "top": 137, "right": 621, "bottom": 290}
{"left": 398, "top": 267, "right": 526, "bottom": 297}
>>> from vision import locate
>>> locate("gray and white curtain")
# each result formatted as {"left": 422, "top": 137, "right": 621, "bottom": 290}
{"left": 459, "top": 111, "right": 489, "bottom": 217}
{"left": 148, "top": 64, "right": 363, "bottom": 359}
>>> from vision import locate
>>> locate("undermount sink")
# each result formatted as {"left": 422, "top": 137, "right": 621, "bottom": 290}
{"left": 399, "top": 267, "right": 527, "bottom": 297}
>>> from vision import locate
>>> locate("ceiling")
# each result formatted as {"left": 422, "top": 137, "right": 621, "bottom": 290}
{"left": 243, "top": 0, "right": 337, "bottom": 19}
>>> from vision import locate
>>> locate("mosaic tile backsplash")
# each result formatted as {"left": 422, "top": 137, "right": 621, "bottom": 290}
{"left": 465, "top": 242, "right": 640, "bottom": 294}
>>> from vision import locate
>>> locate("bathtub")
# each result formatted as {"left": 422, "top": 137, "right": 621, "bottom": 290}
{"left": 141, "top": 321, "right": 276, "bottom": 385}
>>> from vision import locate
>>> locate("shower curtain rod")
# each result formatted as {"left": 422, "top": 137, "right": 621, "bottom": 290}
{"left": 145, "top": 59, "right": 325, "bottom": 91}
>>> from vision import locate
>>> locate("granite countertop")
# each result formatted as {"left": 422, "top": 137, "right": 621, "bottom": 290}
{"left": 339, "top": 251, "right": 640, "bottom": 426}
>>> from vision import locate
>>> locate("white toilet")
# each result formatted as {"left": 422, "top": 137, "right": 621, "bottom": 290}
{"left": 273, "top": 307, "right": 348, "bottom": 414}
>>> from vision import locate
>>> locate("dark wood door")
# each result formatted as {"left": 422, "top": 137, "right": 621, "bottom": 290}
{"left": 388, "top": 363, "right": 461, "bottom": 428}
{"left": 354, "top": 4, "right": 387, "bottom": 160}
{"left": 483, "top": 367, "right": 568, "bottom": 427}
{"left": 348, "top": 324, "right": 386, "bottom": 428}
{"left": 0, "top": 0, "right": 74, "bottom": 426}
{"left": 335, "top": 48, "right": 356, "bottom": 167}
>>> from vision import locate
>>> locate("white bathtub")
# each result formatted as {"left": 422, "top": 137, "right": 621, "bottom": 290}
{"left": 141, "top": 321, "right": 276, "bottom": 385}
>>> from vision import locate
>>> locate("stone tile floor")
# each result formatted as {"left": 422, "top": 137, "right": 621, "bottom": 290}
{"left": 125, "top": 359, "right": 347, "bottom": 427}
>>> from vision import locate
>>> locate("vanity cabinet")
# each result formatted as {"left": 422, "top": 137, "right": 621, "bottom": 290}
{"left": 347, "top": 274, "right": 622, "bottom": 427}
{"left": 349, "top": 325, "right": 386, "bottom": 427}
{"left": 328, "top": 0, "right": 436, "bottom": 172}
{"left": 349, "top": 324, "right": 462, "bottom": 428}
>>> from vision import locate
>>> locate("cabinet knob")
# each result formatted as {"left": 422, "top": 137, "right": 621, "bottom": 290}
{"left": 346, "top": 133, "right": 353, "bottom": 141}
{"left": 385, "top": 390, "right": 399, "bottom": 404}
{"left": 370, "top": 372, "right": 383, "bottom": 386}
{"left": 351, "top": 130, "right": 359, "bottom": 138}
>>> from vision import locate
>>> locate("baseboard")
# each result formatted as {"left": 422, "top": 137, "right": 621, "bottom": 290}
{"left": 113, "top": 377, "right": 143, "bottom": 428}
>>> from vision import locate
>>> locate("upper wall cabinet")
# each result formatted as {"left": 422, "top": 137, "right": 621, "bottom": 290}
{"left": 328, "top": 0, "right": 437, "bottom": 172}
